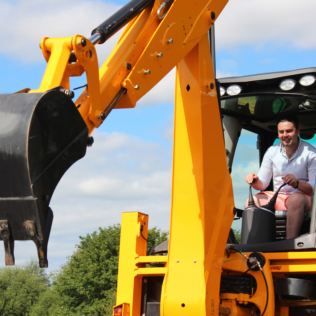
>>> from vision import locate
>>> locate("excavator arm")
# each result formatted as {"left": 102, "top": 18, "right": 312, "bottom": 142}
{"left": 38, "top": 0, "right": 227, "bottom": 131}
{"left": 0, "top": 0, "right": 241, "bottom": 315}
{"left": 0, "top": 0, "right": 229, "bottom": 268}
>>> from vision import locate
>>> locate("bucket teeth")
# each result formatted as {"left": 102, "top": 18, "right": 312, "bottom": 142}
{"left": 24, "top": 220, "right": 48, "bottom": 268}
{"left": 0, "top": 220, "right": 15, "bottom": 266}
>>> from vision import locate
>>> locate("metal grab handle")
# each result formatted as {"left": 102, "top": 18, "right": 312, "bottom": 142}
{"left": 248, "top": 185, "right": 256, "bottom": 207}
{"left": 248, "top": 182, "right": 287, "bottom": 212}
{"left": 260, "top": 183, "right": 287, "bottom": 212}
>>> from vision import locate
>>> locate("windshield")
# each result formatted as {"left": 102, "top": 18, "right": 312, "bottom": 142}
{"left": 220, "top": 94, "right": 316, "bottom": 121}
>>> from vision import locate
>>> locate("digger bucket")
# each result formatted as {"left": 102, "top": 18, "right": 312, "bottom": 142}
{"left": 0, "top": 89, "right": 88, "bottom": 267}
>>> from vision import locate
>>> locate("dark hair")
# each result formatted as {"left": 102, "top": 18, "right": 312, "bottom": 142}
{"left": 276, "top": 116, "right": 299, "bottom": 129}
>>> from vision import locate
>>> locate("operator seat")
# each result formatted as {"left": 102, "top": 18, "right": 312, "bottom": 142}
{"left": 275, "top": 210, "right": 310, "bottom": 240}
{"left": 236, "top": 185, "right": 316, "bottom": 253}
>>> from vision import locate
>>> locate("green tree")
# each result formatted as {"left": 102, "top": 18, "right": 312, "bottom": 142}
{"left": 32, "top": 225, "right": 168, "bottom": 315}
{"left": 233, "top": 229, "right": 241, "bottom": 243}
{"left": 0, "top": 262, "right": 49, "bottom": 316}
{"left": 53, "top": 225, "right": 120, "bottom": 315}
{"left": 29, "top": 287, "right": 71, "bottom": 316}
{"left": 147, "top": 226, "right": 168, "bottom": 254}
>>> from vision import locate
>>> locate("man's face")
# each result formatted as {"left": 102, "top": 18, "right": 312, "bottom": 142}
{"left": 277, "top": 121, "right": 299, "bottom": 147}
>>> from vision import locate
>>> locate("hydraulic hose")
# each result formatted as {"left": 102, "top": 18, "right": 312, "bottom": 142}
{"left": 90, "top": 0, "right": 155, "bottom": 44}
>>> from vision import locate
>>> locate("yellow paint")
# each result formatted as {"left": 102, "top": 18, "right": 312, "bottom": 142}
{"left": 160, "top": 33, "right": 234, "bottom": 315}
{"left": 115, "top": 212, "right": 148, "bottom": 316}
{"left": 32, "top": 34, "right": 100, "bottom": 132}
{"left": 31, "top": 0, "right": 228, "bottom": 136}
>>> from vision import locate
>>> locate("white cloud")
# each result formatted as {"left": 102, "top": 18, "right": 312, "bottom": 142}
{"left": 216, "top": 0, "right": 316, "bottom": 50}
{"left": 0, "top": 130, "right": 172, "bottom": 271}
{"left": 232, "top": 161, "right": 259, "bottom": 190}
{"left": 0, "top": 0, "right": 176, "bottom": 107}
{"left": 51, "top": 130, "right": 172, "bottom": 224}
{"left": 45, "top": 132, "right": 171, "bottom": 270}
{"left": 230, "top": 129, "right": 261, "bottom": 209}
{"left": 1, "top": 0, "right": 315, "bottom": 63}
{"left": 79, "top": 171, "right": 170, "bottom": 198}
{"left": 139, "top": 69, "right": 175, "bottom": 107}
{"left": 0, "top": 0, "right": 119, "bottom": 62}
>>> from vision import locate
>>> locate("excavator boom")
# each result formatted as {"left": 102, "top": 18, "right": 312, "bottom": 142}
{"left": 0, "top": 0, "right": 159, "bottom": 266}
{"left": 0, "top": 0, "right": 228, "bottom": 271}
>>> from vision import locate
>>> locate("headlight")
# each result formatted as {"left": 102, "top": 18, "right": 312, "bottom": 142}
{"left": 226, "top": 84, "right": 242, "bottom": 96}
{"left": 279, "top": 78, "right": 296, "bottom": 91}
{"left": 219, "top": 86, "right": 226, "bottom": 96}
{"left": 299, "top": 75, "right": 316, "bottom": 87}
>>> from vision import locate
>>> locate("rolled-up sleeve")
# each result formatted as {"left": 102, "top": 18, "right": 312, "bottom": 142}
{"left": 257, "top": 147, "right": 274, "bottom": 190}
{"left": 308, "top": 154, "right": 316, "bottom": 189}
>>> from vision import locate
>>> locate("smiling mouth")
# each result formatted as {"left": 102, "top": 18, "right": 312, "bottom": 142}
{"left": 282, "top": 138, "right": 292, "bottom": 144}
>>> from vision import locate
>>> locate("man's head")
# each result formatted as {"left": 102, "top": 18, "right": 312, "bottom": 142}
{"left": 277, "top": 117, "right": 300, "bottom": 148}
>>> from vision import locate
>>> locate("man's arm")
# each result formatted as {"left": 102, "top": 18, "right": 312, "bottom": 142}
{"left": 297, "top": 180, "right": 313, "bottom": 195}
{"left": 245, "top": 173, "right": 265, "bottom": 190}
{"left": 282, "top": 174, "right": 313, "bottom": 195}
{"left": 246, "top": 147, "right": 274, "bottom": 191}
{"left": 245, "top": 151, "right": 273, "bottom": 190}
{"left": 304, "top": 151, "right": 316, "bottom": 195}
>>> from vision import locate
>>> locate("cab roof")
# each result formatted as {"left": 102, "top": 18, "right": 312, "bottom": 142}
{"left": 218, "top": 67, "right": 316, "bottom": 139}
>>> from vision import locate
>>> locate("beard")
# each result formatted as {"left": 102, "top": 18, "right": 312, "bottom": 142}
{"left": 281, "top": 136, "right": 298, "bottom": 148}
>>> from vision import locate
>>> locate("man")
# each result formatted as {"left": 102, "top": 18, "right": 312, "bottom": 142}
{"left": 245, "top": 117, "right": 316, "bottom": 239}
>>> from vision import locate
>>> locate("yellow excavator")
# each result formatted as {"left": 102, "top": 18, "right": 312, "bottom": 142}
{"left": 1, "top": 0, "right": 316, "bottom": 315}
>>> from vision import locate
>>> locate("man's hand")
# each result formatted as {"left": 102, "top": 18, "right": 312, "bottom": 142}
{"left": 245, "top": 173, "right": 258, "bottom": 185}
{"left": 282, "top": 174, "right": 299, "bottom": 188}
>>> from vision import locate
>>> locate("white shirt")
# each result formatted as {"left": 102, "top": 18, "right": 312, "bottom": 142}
{"left": 257, "top": 139, "right": 316, "bottom": 193}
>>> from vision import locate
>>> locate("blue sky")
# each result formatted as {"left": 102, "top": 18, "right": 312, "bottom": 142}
{"left": 1, "top": 0, "right": 316, "bottom": 272}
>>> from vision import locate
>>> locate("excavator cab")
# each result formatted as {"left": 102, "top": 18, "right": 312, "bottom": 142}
{"left": 218, "top": 68, "right": 316, "bottom": 314}
{"left": 219, "top": 67, "right": 316, "bottom": 247}
{"left": 0, "top": 89, "right": 88, "bottom": 267}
